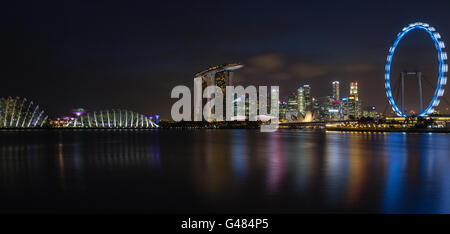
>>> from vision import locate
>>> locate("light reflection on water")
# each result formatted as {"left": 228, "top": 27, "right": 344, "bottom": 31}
{"left": 0, "top": 129, "right": 449, "bottom": 213}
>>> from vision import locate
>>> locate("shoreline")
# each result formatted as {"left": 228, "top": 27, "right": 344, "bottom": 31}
{"left": 1, "top": 127, "right": 449, "bottom": 133}
{"left": 325, "top": 128, "right": 450, "bottom": 133}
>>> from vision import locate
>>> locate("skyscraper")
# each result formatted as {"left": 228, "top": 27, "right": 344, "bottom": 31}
{"left": 303, "top": 85, "right": 311, "bottom": 111}
{"left": 270, "top": 87, "right": 279, "bottom": 117}
{"left": 348, "top": 82, "right": 361, "bottom": 118}
{"left": 332, "top": 81, "right": 340, "bottom": 102}
{"left": 350, "top": 81, "right": 359, "bottom": 101}
{"left": 297, "top": 87, "right": 305, "bottom": 116}
{"left": 287, "top": 93, "right": 298, "bottom": 112}
{"left": 317, "top": 96, "right": 332, "bottom": 121}
{"left": 279, "top": 101, "right": 288, "bottom": 119}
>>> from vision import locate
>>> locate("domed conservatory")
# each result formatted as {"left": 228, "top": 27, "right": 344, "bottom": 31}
{"left": 0, "top": 97, "right": 48, "bottom": 128}
{"left": 66, "top": 109, "right": 158, "bottom": 128}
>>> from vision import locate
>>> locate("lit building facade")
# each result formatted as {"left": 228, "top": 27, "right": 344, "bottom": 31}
{"left": 340, "top": 97, "right": 349, "bottom": 119}
{"left": 350, "top": 82, "right": 359, "bottom": 101}
{"left": 232, "top": 93, "right": 258, "bottom": 119}
{"left": 363, "top": 106, "right": 378, "bottom": 118}
{"left": 50, "top": 117, "right": 75, "bottom": 128}
{"left": 194, "top": 63, "right": 244, "bottom": 121}
{"left": 287, "top": 93, "right": 298, "bottom": 113}
{"left": 297, "top": 87, "right": 305, "bottom": 116}
{"left": 332, "top": 81, "right": 340, "bottom": 102}
{"left": 317, "top": 96, "right": 332, "bottom": 121}
{"left": 303, "top": 85, "right": 311, "bottom": 111}
{"left": 279, "top": 101, "right": 288, "bottom": 120}
{"left": 348, "top": 82, "right": 361, "bottom": 118}
{"left": 271, "top": 88, "right": 279, "bottom": 112}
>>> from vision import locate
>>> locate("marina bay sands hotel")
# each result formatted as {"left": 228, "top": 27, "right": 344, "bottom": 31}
{"left": 194, "top": 63, "right": 244, "bottom": 121}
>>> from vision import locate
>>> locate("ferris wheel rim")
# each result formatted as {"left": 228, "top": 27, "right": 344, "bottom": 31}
{"left": 385, "top": 22, "right": 447, "bottom": 117}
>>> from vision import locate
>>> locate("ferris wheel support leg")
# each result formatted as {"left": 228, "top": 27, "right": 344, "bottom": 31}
{"left": 401, "top": 72, "right": 405, "bottom": 114}
{"left": 418, "top": 72, "right": 423, "bottom": 113}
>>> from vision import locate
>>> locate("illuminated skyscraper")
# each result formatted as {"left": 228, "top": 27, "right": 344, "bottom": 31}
{"left": 270, "top": 87, "right": 279, "bottom": 117}
{"left": 303, "top": 85, "right": 311, "bottom": 111}
{"left": 279, "top": 101, "right": 288, "bottom": 119}
{"left": 350, "top": 82, "right": 359, "bottom": 101}
{"left": 317, "top": 96, "right": 332, "bottom": 121}
{"left": 297, "top": 87, "right": 305, "bottom": 115}
{"left": 332, "top": 81, "right": 340, "bottom": 102}
{"left": 287, "top": 93, "right": 298, "bottom": 112}
{"left": 348, "top": 82, "right": 361, "bottom": 118}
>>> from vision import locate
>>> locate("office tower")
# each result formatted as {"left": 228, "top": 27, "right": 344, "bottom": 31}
{"left": 317, "top": 96, "right": 332, "bottom": 121}
{"left": 332, "top": 81, "right": 340, "bottom": 102}
{"left": 287, "top": 93, "right": 298, "bottom": 112}
{"left": 270, "top": 87, "right": 279, "bottom": 117}
{"left": 348, "top": 82, "right": 361, "bottom": 118}
{"left": 350, "top": 82, "right": 359, "bottom": 101}
{"left": 297, "top": 87, "right": 305, "bottom": 116}
{"left": 303, "top": 85, "right": 311, "bottom": 111}
{"left": 279, "top": 101, "right": 288, "bottom": 119}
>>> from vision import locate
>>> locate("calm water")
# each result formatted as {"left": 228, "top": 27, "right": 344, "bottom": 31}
{"left": 0, "top": 129, "right": 449, "bottom": 214}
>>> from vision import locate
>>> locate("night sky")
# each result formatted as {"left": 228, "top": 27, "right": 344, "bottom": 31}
{"left": 1, "top": 0, "right": 450, "bottom": 118}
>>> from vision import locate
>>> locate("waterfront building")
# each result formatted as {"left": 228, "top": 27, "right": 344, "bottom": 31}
{"left": 363, "top": 106, "right": 378, "bottom": 118}
{"left": 194, "top": 63, "right": 244, "bottom": 121}
{"left": 50, "top": 117, "right": 76, "bottom": 128}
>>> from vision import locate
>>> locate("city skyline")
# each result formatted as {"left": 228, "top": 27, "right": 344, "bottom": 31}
{"left": 2, "top": 0, "right": 450, "bottom": 222}
{"left": 1, "top": 1, "right": 450, "bottom": 118}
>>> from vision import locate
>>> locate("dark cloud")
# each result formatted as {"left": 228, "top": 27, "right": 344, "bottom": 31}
{"left": 249, "top": 54, "right": 285, "bottom": 71}
{"left": 291, "top": 63, "right": 331, "bottom": 78}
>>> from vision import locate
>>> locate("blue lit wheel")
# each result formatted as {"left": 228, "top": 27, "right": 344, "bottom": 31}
{"left": 385, "top": 22, "right": 447, "bottom": 117}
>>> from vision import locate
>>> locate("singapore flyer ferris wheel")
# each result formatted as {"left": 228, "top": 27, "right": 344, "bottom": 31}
{"left": 385, "top": 22, "right": 448, "bottom": 117}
